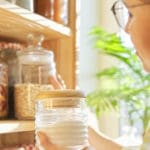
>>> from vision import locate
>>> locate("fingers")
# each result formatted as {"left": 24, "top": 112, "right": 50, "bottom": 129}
{"left": 37, "top": 131, "right": 52, "bottom": 145}
{"left": 34, "top": 146, "right": 39, "bottom": 150}
{"left": 82, "top": 147, "right": 90, "bottom": 150}
{"left": 37, "top": 131, "right": 56, "bottom": 150}
{"left": 37, "top": 131, "right": 65, "bottom": 150}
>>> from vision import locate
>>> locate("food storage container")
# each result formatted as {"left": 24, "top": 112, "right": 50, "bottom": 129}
{"left": 0, "top": 57, "right": 8, "bottom": 119}
{"left": 34, "top": 0, "right": 68, "bottom": 25}
{"left": 35, "top": 89, "right": 89, "bottom": 150}
{"left": 0, "top": 45, "right": 22, "bottom": 118}
{"left": 14, "top": 35, "right": 57, "bottom": 119}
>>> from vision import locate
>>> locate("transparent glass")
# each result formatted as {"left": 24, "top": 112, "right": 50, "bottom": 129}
{"left": 35, "top": 97, "right": 88, "bottom": 150}
{"left": 34, "top": 0, "right": 68, "bottom": 25}
{"left": 14, "top": 34, "right": 56, "bottom": 119}
{"left": 16, "top": 35, "right": 56, "bottom": 84}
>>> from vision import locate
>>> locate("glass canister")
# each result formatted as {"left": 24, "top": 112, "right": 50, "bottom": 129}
{"left": 0, "top": 47, "right": 22, "bottom": 118}
{"left": 34, "top": 0, "right": 68, "bottom": 25}
{"left": 14, "top": 35, "right": 57, "bottom": 119}
{"left": 0, "top": 57, "right": 8, "bottom": 119}
{"left": 53, "top": 0, "right": 68, "bottom": 25}
{"left": 35, "top": 89, "right": 89, "bottom": 150}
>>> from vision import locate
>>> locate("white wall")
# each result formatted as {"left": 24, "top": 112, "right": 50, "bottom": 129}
{"left": 79, "top": 0, "right": 120, "bottom": 138}
{"left": 78, "top": 0, "right": 101, "bottom": 94}
{"left": 79, "top": 0, "right": 118, "bottom": 94}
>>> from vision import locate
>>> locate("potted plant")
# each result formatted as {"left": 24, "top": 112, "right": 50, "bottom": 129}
{"left": 87, "top": 26, "right": 150, "bottom": 134}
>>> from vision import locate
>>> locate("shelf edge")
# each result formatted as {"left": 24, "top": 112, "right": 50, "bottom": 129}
{"left": 0, "top": 120, "right": 35, "bottom": 134}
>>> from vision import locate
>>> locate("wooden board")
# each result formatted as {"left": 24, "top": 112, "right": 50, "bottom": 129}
{"left": 0, "top": 120, "right": 34, "bottom": 134}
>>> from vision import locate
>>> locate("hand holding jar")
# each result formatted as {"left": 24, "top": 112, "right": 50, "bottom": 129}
{"left": 35, "top": 90, "right": 89, "bottom": 150}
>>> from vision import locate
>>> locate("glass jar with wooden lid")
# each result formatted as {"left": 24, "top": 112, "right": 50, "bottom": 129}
{"left": 35, "top": 89, "right": 89, "bottom": 150}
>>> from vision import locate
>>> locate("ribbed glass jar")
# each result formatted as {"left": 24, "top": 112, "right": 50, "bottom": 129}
{"left": 35, "top": 90, "right": 89, "bottom": 150}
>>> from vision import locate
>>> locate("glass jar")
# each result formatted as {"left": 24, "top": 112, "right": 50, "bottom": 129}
{"left": 14, "top": 35, "right": 57, "bottom": 119}
{"left": 0, "top": 58, "right": 8, "bottom": 119}
{"left": 0, "top": 48, "right": 20, "bottom": 118}
{"left": 53, "top": 0, "right": 68, "bottom": 25}
{"left": 35, "top": 89, "right": 89, "bottom": 150}
{"left": 34, "top": 0, "right": 53, "bottom": 19}
{"left": 34, "top": 0, "right": 68, "bottom": 25}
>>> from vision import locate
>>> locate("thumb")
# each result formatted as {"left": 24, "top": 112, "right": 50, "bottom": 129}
{"left": 37, "top": 131, "right": 55, "bottom": 150}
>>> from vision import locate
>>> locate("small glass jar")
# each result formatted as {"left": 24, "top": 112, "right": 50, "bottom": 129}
{"left": 34, "top": 0, "right": 68, "bottom": 25}
{"left": 0, "top": 48, "right": 20, "bottom": 118}
{"left": 0, "top": 58, "right": 8, "bottom": 119}
{"left": 53, "top": 0, "right": 68, "bottom": 25}
{"left": 14, "top": 35, "right": 57, "bottom": 119}
{"left": 35, "top": 89, "right": 89, "bottom": 150}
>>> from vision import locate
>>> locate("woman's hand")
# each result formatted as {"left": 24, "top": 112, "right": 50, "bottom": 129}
{"left": 36, "top": 131, "right": 66, "bottom": 150}
{"left": 36, "top": 131, "right": 89, "bottom": 150}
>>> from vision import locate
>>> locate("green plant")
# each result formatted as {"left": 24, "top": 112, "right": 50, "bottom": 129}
{"left": 87, "top": 26, "right": 150, "bottom": 132}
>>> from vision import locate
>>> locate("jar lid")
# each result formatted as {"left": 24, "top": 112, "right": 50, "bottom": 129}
{"left": 17, "top": 46, "right": 53, "bottom": 56}
{"left": 17, "top": 34, "right": 54, "bottom": 64}
{"left": 17, "top": 34, "right": 53, "bottom": 57}
{"left": 36, "top": 89, "right": 86, "bottom": 99}
{"left": 36, "top": 90, "right": 85, "bottom": 108}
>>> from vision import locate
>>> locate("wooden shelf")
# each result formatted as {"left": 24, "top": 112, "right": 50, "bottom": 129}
{"left": 0, "top": 120, "right": 34, "bottom": 134}
{"left": 0, "top": 0, "right": 77, "bottom": 147}
{"left": 0, "top": 0, "right": 71, "bottom": 42}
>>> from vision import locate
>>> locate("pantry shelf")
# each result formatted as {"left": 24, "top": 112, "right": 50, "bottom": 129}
{"left": 0, "top": 120, "right": 34, "bottom": 134}
{"left": 0, "top": 0, "right": 77, "bottom": 147}
{"left": 0, "top": 0, "right": 71, "bottom": 42}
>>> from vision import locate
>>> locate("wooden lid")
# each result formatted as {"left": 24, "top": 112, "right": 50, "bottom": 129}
{"left": 36, "top": 89, "right": 85, "bottom": 108}
{"left": 36, "top": 89, "right": 85, "bottom": 99}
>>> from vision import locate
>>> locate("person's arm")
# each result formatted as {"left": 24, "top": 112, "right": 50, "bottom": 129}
{"left": 88, "top": 127, "right": 122, "bottom": 150}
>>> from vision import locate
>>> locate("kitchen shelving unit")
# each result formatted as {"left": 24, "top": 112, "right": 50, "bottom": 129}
{"left": 0, "top": 0, "right": 78, "bottom": 148}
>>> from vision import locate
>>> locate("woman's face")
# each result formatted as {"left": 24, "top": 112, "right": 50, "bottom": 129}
{"left": 124, "top": 0, "right": 150, "bottom": 72}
